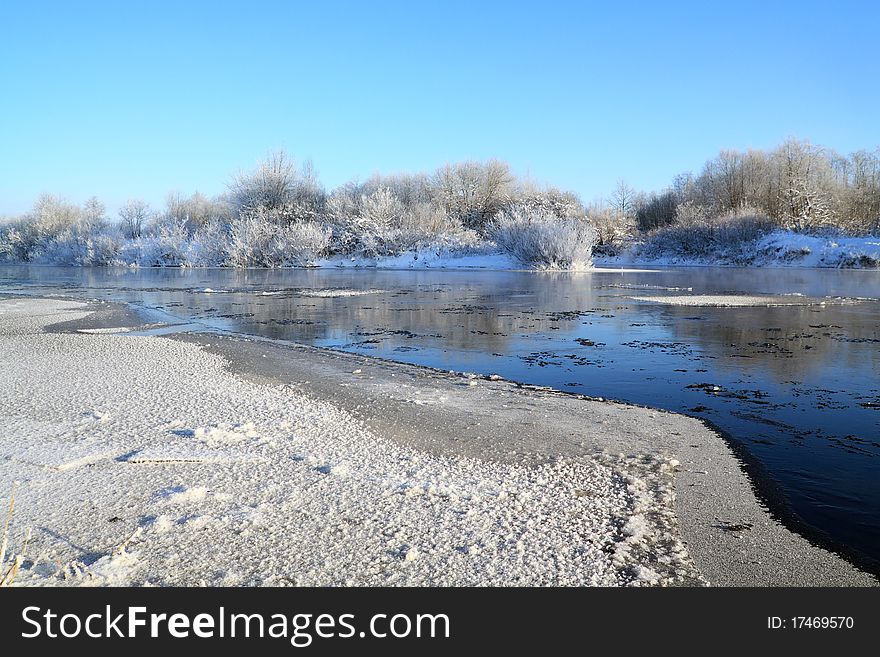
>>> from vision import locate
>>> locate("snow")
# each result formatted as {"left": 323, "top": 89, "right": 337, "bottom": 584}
{"left": 77, "top": 326, "right": 134, "bottom": 334}
{"left": 628, "top": 294, "right": 843, "bottom": 307}
{"left": 298, "top": 288, "right": 386, "bottom": 298}
{"left": 753, "top": 231, "right": 880, "bottom": 268}
{"left": 0, "top": 298, "right": 699, "bottom": 587}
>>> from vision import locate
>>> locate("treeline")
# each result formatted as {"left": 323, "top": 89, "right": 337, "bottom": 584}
{"left": 0, "top": 153, "right": 595, "bottom": 268}
{"left": 589, "top": 138, "right": 880, "bottom": 256}
{"left": 0, "top": 139, "right": 878, "bottom": 269}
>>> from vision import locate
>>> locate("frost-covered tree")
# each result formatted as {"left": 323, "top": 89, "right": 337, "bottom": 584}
{"left": 81, "top": 196, "right": 107, "bottom": 232}
{"left": 773, "top": 138, "right": 834, "bottom": 230}
{"left": 229, "top": 151, "right": 325, "bottom": 224}
{"left": 360, "top": 172, "right": 432, "bottom": 208}
{"left": 431, "top": 160, "right": 513, "bottom": 230}
{"left": 163, "top": 191, "right": 229, "bottom": 232}
{"left": 359, "top": 187, "right": 404, "bottom": 233}
{"left": 30, "top": 194, "right": 82, "bottom": 236}
{"left": 515, "top": 181, "right": 585, "bottom": 219}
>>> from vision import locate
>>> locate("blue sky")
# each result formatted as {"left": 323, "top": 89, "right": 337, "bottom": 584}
{"left": 2, "top": 0, "right": 878, "bottom": 214}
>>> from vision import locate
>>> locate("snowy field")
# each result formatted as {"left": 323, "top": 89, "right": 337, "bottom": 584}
{"left": 0, "top": 298, "right": 699, "bottom": 586}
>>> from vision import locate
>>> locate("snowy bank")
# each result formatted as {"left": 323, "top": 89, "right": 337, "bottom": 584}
{"left": 0, "top": 298, "right": 699, "bottom": 586}
{"left": 598, "top": 231, "right": 880, "bottom": 269}
{"left": 753, "top": 232, "right": 880, "bottom": 268}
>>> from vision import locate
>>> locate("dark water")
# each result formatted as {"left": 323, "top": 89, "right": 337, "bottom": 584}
{"left": 2, "top": 264, "right": 879, "bottom": 570}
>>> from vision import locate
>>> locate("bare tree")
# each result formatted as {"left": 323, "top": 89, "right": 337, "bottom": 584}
{"left": 835, "top": 149, "right": 880, "bottom": 232}
{"left": 635, "top": 191, "right": 678, "bottom": 232}
{"left": 706, "top": 150, "right": 746, "bottom": 211}
{"left": 119, "top": 199, "right": 151, "bottom": 238}
{"left": 611, "top": 179, "right": 636, "bottom": 222}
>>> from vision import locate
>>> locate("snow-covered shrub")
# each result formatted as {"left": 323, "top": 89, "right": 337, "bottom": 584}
{"left": 491, "top": 207, "right": 597, "bottom": 270}
{"left": 130, "top": 221, "right": 191, "bottom": 266}
{"left": 278, "top": 221, "right": 332, "bottom": 265}
{"left": 360, "top": 187, "right": 403, "bottom": 233}
{"left": 227, "top": 214, "right": 279, "bottom": 267}
{"left": 753, "top": 231, "right": 880, "bottom": 268}
{"left": 0, "top": 195, "right": 120, "bottom": 264}
{"left": 831, "top": 252, "right": 880, "bottom": 268}
{"left": 328, "top": 185, "right": 489, "bottom": 259}
{"left": 337, "top": 187, "right": 406, "bottom": 256}
{"left": 639, "top": 208, "right": 775, "bottom": 263}
{"left": 187, "top": 220, "right": 230, "bottom": 266}
{"left": 400, "top": 202, "right": 459, "bottom": 234}
{"left": 28, "top": 194, "right": 82, "bottom": 239}
{"left": 587, "top": 204, "right": 635, "bottom": 255}
{"left": 0, "top": 222, "right": 29, "bottom": 262}
{"left": 325, "top": 183, "right": 362, "bottom": 220}
{"left": 38, "top": 227, "right": 122, "bottom": 265}
{"left": 227, "top": 210, "right": 330, "bottom": 267}
{"left": 412, "top": 228, "right": 493, "bottom": 258}
{"left": 674, "top": 201, "right": 710, "bottom": 225}
{"left": 328, "top": 189, "right": 448, "bottom": 258}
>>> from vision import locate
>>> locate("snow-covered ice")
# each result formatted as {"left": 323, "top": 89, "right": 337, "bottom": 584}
{"left": 297, "top": 288, "right": 386, "bottom": 298}
{"left": 628, "top": 294, "right": 841, "bottom": 307}
{"left": 0, "top": 298, "right": 700, "bottom": 587}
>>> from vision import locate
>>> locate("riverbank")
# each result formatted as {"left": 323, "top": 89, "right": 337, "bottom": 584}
{"left": 596, "top": 231, "right": 880, "bottom": 269}
{"left": 1, "top": 297, "right": 876, "bottom": 586}
{"left": 4, "top": 229, "right": 879, "bottom": 272}
{"left": 293, "top": 231, "right": 880, "bottom": 270}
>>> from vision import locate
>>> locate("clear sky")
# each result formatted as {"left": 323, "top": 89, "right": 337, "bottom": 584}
{"left": 2, "top": 0, "right": 878, "bottom": 215}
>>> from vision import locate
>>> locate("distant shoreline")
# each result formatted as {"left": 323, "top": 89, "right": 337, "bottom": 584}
{"left": 2, "top": 227, "right": 879, "bottom": 271}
